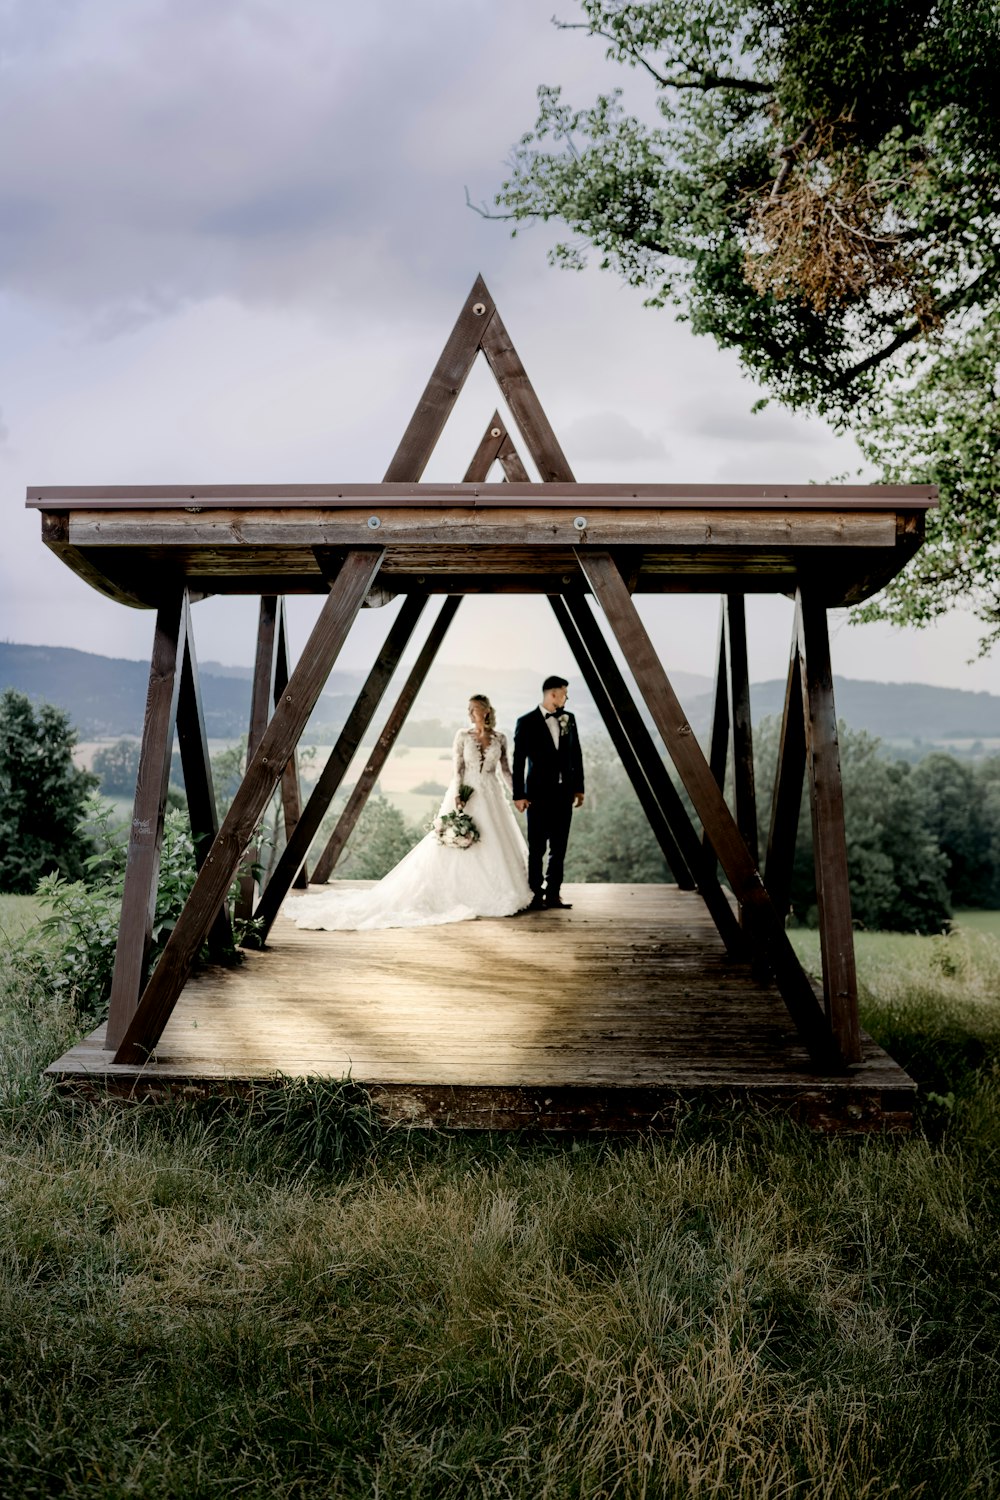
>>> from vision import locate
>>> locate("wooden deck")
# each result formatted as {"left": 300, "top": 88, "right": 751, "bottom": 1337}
{"left": 47, "top": 884, "right": 915, "bottom": 1132}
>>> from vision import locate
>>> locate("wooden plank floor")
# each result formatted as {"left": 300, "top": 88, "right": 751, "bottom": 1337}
{"left": 47, "top": 884, "right": 915, "bottom": 1132}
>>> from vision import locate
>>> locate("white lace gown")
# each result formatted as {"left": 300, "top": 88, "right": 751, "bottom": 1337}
{"left": 284, "top": 729, "right": 533, "bottom": 931}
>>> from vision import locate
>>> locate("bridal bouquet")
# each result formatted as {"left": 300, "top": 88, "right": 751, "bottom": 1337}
{"left": 433, "top": 784, "right": 480, "bottom": 849}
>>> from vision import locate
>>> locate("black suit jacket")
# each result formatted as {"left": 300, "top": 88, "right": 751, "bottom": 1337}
{"left": 512, "top": 708, "right": 584, "bottom": 802}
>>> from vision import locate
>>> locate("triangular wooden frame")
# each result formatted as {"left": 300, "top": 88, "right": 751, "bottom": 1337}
{"left": 105, "top": 274, "right": 861, "bottom": 1074}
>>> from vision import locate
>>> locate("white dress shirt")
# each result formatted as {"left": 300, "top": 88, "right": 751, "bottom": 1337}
{"left": 540, "top": 703, "right": 560, "bottom": 750}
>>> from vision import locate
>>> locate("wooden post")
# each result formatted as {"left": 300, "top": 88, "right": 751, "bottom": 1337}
{"left": 251, "top": 592, "right": 429, "bottom": 942}
{"left": 105, "top": 592, "right": 187, "bottom": 1050}
{"left": 703, "top": 604, "right": 730, "bottom": 870}
{"left": 725, "top": 593, "right": 758, "bottom": 868}
{"left": 576, "top": 549, "right": 841, "bottom": 1066}
{"left": 549, "top": 595, "right": 693, "bottom": 886}
{"left": 559, "top": 594, "right": 747, "bottom": 957}
{"left": 765, "top": 619, "right": 807, "bottom": 922}
{"left": 174, "top": 598, "right": 232, "bottom": 958}
{"left": 479, "top": 307, "right": 575, "bottom": 481}
{"left": 311, "top": 595, "right": 461, "bottom": 885}
{"left": 272, "top": 598, "right": 308, "bottom": 889}
{"left": 235, "top": 595, "right": 282, "bottom": 921}
{"left": 112, "top": 548, "right": 384, "bottom": 1064}
{"left": 797, "top": 589, "right": 862, "bottom": 1064}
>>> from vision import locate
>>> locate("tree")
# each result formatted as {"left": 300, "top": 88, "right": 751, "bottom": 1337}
{"left": 489, "top": 0, "right": 999, "bottom": 418}
{"left": 91, "top": 738, "right": 141, "bottom": 796}
{"left": 0, "top": 690, "right": 99, "bottom": 893}
{"left": 753, "top": 716, "right": 951, "bottom": 933}
{"left": 335, "top": 795, "right": 423, "bottom": 880}
{"left": 486, "top": 1, "right": 1000, "bottom": 644}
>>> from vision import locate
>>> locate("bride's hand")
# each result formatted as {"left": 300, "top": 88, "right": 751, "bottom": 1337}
{"left": 455, "top": 797, "right": 464, "bottom": 810}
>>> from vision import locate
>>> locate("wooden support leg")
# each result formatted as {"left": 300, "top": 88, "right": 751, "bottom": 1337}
{"left": 549, "top": 596, "right": 693, "bottom": 887}
{"left": 560, "top": 595, "right": 747, "bottom": 958}
{"left": 725, "top": 593, "right": 758, "bottom": 868}
{"left": 797, "top": 589, "right": 862, "bottom": 1064}
{"left": 175, "top": 598, "right": 232, "bottom": 959}
{"left": 576, "top": 549, "right": 841, "bottom": 1067}
{"left": 251, "top": 593, "right": 429, "bottom": 943}
{"left": 112, "top": 548, "right": 384, "bottom": 1064}
{"left": 765, "top": 618, "right": 807, "bottom": 922}
{"left": 105, "top": 592, "right": 187, "bottom": 1050}
{"left": 312, "top": 595, "right": 462, "bottom": 884}
{"left": 235, "top": 596, "right": 280, "bottom": 922}
{"left": 703, "top": 604, "right": 730, "bottom": 866}
{"left": 272, "top": 599, "right": 308, "bottom": 890}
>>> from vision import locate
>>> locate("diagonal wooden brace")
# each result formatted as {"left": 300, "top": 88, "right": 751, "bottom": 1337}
{"left": 576, "top": 548, "right": 843, "bottom": 1068}
{"left": 112, "top": 549, "right": 384, "bottom": 1064}
{"left": 251, "top": 592, "right": 429, "bottom": 943}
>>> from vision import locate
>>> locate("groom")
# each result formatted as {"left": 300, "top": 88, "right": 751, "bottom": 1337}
{"left": 513, "top": 675, "right": 585, "bottom": 910}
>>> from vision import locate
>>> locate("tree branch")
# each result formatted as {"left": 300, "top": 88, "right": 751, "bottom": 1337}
{"left": 837, "top": 264, "right": 998, "bottom": 386}
{"left": 552, "top": 18, "right": 773, "bottom": 93}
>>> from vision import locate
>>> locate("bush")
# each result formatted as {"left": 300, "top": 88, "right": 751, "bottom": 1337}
{"left": 0, "top": 690, "right": 98, "bottom": 893}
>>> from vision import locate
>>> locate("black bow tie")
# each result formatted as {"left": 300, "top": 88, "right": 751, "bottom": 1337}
{"left": 545, "top": 711, "right": 561, "bottom": 719}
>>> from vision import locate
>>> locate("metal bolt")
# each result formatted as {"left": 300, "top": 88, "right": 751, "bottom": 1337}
{"left": 573, "top": 516, "right": 587, "bottom": 531}
{"left": 367, "top": 515, "right": 381, "bottom": 529}
{"left": 490, "top": 426, "right": 501, "bottom": 437}
{"left": 472, "top": 301, "right": 487, "bottom": 315}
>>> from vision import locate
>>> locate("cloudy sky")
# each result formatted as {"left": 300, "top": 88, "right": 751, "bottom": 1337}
{"left": 1, "top": 0, "right": 996, "bottom": 698}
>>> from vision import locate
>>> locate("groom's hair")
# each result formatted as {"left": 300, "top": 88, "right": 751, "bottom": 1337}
{"left": 542, "top": 675, "right": 569, "bottom": 692}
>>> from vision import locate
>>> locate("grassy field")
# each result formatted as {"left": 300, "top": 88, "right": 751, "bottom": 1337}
{"left": 1, "top": 908, "right": 999, "bottom": 1496}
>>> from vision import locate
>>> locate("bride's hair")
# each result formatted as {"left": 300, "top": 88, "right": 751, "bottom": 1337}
{"left": 468, "top": 694, "right": 496, "bottom": 730}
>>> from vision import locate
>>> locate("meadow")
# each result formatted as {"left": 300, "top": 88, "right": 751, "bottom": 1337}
{"left": 1, "top": 898, "right": 999, "bottom": 1498}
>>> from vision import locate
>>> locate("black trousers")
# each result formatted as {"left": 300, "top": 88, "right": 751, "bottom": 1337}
{"left": 526, "top": 795, "right": 574, "bottom": 897}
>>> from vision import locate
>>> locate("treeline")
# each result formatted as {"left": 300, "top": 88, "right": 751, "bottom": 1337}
{"left": 32, "top": 706, "right": 1000, "bottom": 934}
{"left": 561, "top": 723, "right": 1000, "bottom": 934}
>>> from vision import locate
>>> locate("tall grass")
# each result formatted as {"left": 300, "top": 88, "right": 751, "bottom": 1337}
{"left": 1, "top": 922, "right": 999, "bottom": 1497}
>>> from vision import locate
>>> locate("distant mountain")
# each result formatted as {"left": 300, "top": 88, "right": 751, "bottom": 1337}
{"left": 3, "top": 642, "right": 999, "bottom": 755}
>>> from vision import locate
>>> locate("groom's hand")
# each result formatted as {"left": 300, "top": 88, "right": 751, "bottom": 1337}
{"left": 573, "top": 792, "right": 585, "bottom": 808}
{"left": 514, "top": 799, "right": 529, "bottom": 813}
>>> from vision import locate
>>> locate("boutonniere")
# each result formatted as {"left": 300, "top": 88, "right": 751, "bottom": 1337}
{"left": 557, "top": 713, "right": 570, "bottom": 737}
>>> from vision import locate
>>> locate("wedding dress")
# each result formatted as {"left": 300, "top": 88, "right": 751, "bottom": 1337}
{"left": 284, "top": 729, "right": 533, "bottom": 931}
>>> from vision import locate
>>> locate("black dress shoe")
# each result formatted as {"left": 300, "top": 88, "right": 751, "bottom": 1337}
{"left": 545, "top": 895, "right": 573, "bottom": 909}
{"left": 521, "top": 895, "right": 546, "bottom": 912}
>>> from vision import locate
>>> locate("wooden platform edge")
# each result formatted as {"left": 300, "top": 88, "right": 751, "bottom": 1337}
{"left": 45, "top": 1037, "right": 917, "bottom": 1136}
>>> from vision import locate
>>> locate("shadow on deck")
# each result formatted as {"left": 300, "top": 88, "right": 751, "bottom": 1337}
{"left": 47, "top": 884, "right": 915, "bottom": 1133}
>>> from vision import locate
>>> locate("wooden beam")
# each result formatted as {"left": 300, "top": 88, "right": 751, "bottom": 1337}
{"left": 272, "top": 599, "right": 308, "bottom": 889}
{"left": 703, "top": 605, "right": 729, "bottom": 860}
{"left": 112, "top": 548, "right": 385, "bottom": 1064}
{"left": 797, "top": 589, "right": 861, "bottom": 1064}
{"left": 463, "top": 411, "right": 508, "bottom": 484}
{"left": 479, "top": 307, "right": 575, "bottom": 483}
{"left": 235, "top": 596, "right": 281, "bottom": 922}
{"left": 251, "top": 592, "right": 430, "bottom": 942}
{"left": 548, "top": 596, "right": 693, "bottom": 887}
{"left": 105, "top": 592, "right": 187, "bottom": 1050}
{"left": 576, "top": 549, "right": 841, "bottom": 1066}
{"left": 725, "top": 593, "right": 758, "bottom": 868}
{"left": 311, "top": 596, "right": 462, "bottom": 885}
{"left": 764, "top": 619, "right": 807, "bottom": 922}
{"left": 175, "top": 598, "right": 233, "bottom": 959}
{"left": 498, "top": 439, "right": 531, "bottom": 484}
{"left": 383, "top": 275, "right": 496, "bottom": 483}
{"left": 561, "top": 594, "right": 747, "bottom": 958}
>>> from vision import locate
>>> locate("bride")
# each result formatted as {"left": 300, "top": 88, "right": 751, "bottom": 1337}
{"left": 285, "top": 694, "right": 533, "bottom": 931}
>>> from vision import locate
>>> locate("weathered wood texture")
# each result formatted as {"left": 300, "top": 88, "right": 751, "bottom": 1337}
{"left": 105, "top": 593, "right": 187, "bottom": 1050}
{"left": 272, "top": 600, "right": 308, "bottom": 889}
{"left": 704, "top": 607, "right": 729, "bottom": 862}
{"left": 112, "top": 549, "right": 385, "bottom": 1065}
{"left": 576, "top": 549, "right": 841, "bottom": 1066}
{"left": 236, "top": 596, "right": 280, "bottom": 922}
{"left": 765, "top": 623, "right": 807, "bottom": 921}
{"left": 560, "top": 593, "right": 747, "bottom": 957}
{"left": 174, "top": 599, "right": 232, "bottom": 957}
{"left": 797, "top": 589, "right": 861, "bottom": 1063}
{"left": 311, "top": 596, "right": 462, "bottom": 884}
{"left": 252, "top": 593, "right": 429, "bottom": 942}
{"left": 48, "top": 885, "right": 915, "bottom": 1134}
{"left": 725, "top": 593, "right": 758, "bottom": 869}
{"left": 549, "top": 595, "right": 692, "bottom": 887}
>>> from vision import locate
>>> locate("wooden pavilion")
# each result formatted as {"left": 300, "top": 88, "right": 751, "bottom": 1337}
{"left": 38, "top": 276, "right": 932, "bottom": 1131}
